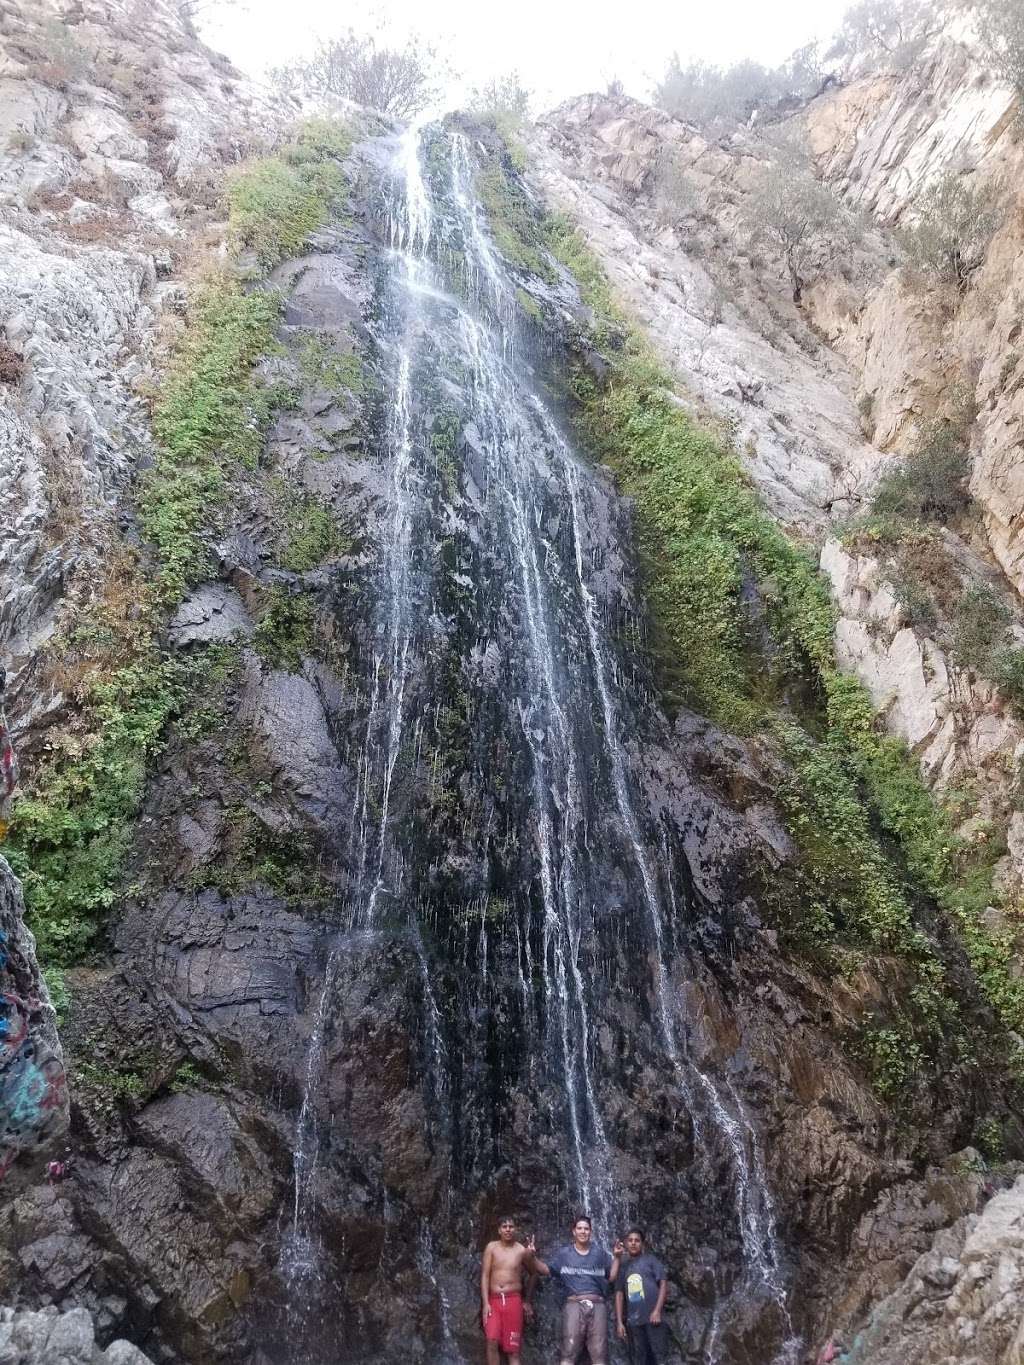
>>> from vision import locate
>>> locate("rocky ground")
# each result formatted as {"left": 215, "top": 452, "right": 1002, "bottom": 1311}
{"left": 0, "top": 1305, "right": 153, "bottom": 1364}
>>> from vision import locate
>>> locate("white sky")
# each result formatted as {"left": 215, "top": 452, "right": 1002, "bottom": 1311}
{"left": 199, "top": 0, "right": 853, "bottom": 111}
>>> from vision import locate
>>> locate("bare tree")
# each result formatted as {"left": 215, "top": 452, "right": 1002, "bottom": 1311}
{"left": 977, "top": 0, "right": 1024, "bottom": 99}
{"left": 271, "top": 29, "right": 442, "bottom": 118}
{"left": 900, "top": 172, "right": 1002, "bottom": 292}
{"left": 741, "top": 152, "right": 862, "bottom": 302}
{"left": 829, "top": 0, "right": 936, "bottom": 59}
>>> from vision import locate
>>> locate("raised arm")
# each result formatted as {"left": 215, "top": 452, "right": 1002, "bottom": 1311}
{"left": 481, "top": 1243, "right": 493, "bottom": 1323}
{"left": 525, "top": 1236, "right": 550, "bottom": 1277}
{"left": 607, "top": 1239, "right": 624, "bottom": 1281}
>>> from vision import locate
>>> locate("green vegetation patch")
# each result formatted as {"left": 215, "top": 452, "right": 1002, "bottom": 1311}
{"left": 297, "top": 330, "right": 364, "bottom": 397}
{"left": 140, "top": 281, "right": 284, "bottom": 605}
{"left": 276, "top": 481, "right": 352, "bottom": 571}
{"left": 3, "top": 646, "right": 234, "bottom": 965}
{"left": 476, "top": 161, "right": 555, "bottom": 281}
{"left": 253, "top": 586, "right": 317, "bottom": 671}
{"left": 187, "top": 802, "right": 332, "bottom": 907}
{"left": 3, "top": 121, "right": 354, "bottom": 970}
{"left": 547, "top": 205, "right": 1024, "bottom": 1082}
{"left": 228, "top": 119, "right": 350, "bottom": 272}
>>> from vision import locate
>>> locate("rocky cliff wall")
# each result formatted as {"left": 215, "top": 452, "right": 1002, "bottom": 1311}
{"left": 529, "top": 19, "right": 1024, "bottom": 892}
{"left": 0, "top": 0, "right": 286, "bottom": 736}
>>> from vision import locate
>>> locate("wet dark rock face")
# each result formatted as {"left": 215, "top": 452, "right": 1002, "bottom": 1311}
{"left": 0, "top": 121, "right": 1011, "bottom": 1365}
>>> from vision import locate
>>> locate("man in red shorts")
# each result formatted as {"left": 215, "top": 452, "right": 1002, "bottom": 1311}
{"left": 480, "top": 1214, "right": 538, "bottom": 1364}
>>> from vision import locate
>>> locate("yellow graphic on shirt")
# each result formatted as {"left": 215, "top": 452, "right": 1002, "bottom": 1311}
{"left": 627, "top": 1273, "right": 645, "bottom": 1303}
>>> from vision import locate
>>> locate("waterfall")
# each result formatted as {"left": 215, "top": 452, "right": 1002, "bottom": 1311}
{"left": 278, "top": 120, "right": 799, "bottom": 1363}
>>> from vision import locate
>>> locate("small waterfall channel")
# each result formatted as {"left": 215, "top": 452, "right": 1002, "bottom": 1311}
{"left": 278, "top": 121, "right": 800, "bottom": 1364}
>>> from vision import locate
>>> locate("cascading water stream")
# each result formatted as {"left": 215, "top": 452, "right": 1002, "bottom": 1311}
{"left": 279, "top": 119, "right": 799, "bottom": 1363}
{"left": 443, "top": 134, "right": 799, "bottom": 1362}
{"left": 279, "top": 123, "right": 436, "bottom": 1342}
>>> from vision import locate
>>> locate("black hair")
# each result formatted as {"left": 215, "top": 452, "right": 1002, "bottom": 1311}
{"left": 497, "top": 1214, "right": 517, "bottom": 1226}
{"left": 572, "top": 1214, "right": 592, "bottom": 1228}
{"left": 625, "top": 1227, "right": 645, "bottom": 1241}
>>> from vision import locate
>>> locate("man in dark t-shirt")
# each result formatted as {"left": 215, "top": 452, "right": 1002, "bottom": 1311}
{"left": 614, "top": 1228, "right": 669, "bottom": 1365}
{"left": 529, "top": 1215, "right": 623, "bottom": 1364}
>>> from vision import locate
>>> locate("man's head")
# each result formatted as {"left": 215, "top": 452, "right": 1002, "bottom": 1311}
{"left": 497, "top": 1215, "right": 517, "bottom": 1243}
{"left": 625, "top": 1228, "right": 645, "bottom": 1257}
{"left": 572, "top": 1215, "right": 592, "bottom": 1247}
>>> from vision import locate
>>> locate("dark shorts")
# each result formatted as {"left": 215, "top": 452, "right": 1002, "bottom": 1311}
{"left": 626, "top": 1321, "right": 670, "bottom": 1365}
{"left": 560, "top": 1297, "right": 608, "bottom": 1365}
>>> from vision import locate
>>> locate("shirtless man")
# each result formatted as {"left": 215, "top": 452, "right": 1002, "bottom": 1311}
{"left": 481, "top": 1215, "right": 538, "bottom": 1365}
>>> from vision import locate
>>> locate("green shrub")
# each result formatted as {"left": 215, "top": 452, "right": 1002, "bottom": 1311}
{"left": 901, "top": 173, "right": 1002, "bottom": 292}
{"left": 277, "top": 486, "right": 351, "bottom": 571}
{"left": 871, "top": 417, "right": 972, "bottom": 522}
{"left": 539, "top": 181, "right": 1024, "bottom": 1062}
{"left": 253, "top": 587, "right": 316, "bottom": 671}
{"left": 477, "top": 163, "right": 554, "bottom": 281}
{"left": 858, "top": 1025, "right": 925, "bottom": 1101}
{"left": 140, "top": 281, "right": 284, "bottom": 604}
{"left": 227, "top": 119, "right": 349, "bottom": 271}
{"left": 1, "top": 650, "right": 231, "bottom": 964}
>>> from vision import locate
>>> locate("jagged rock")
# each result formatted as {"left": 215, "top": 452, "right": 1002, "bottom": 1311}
{"left": 832, "top": 1174, "right": 1024, "bottom": 1365}
{"left": 529, "top": 92, "right": 881, "bottom": 533}
{"left": 0, "top": 857, "right": 68, "bottom": 1185}
{"left": 0, "top": 1304, "right": 154, "bottom": 1363}
{"left": 238, "top": 657, "right": 352, "bottom": 829}
{"left": 167, "top": 586, "right": 253, "bottom": 647}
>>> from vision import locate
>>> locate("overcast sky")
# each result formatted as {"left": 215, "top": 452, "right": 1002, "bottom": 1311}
{"left": 200, "top": 0, "right": 853, "bottom": 110}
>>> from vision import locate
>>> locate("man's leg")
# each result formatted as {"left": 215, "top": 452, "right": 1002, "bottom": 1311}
{"left": 624, "top": 1325, "right": 642, "bottom": 1365}
{"left": 586, "top": 1300, "right": 609, "bottom": 1365}
{"left": 483, "top": 1295, "right": 502, "bottom": 1365}
{"left": 644, "top": 1323, "right": 671, "bottom": 1365}
{"left": 560, "top": 1301, "right": 584, "bottom": 1365}
{"left": 501, "top": 1292, "right": 524, "bottom": 1365}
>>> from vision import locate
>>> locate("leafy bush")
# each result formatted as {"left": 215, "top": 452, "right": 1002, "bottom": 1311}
{"left": 228, "top": 144, "right": 347, "bottom": 271}
{"left": 466, "top": 71, "right": 533, "bottom": 136}
{"left": 277, "top": 485, "right": 351, "bottom": 571}
{"left": 901, "top": 172, "right": 1002, "bottom": 292}
{"left": 3, "top": 655, "right": 194, "bottom": 962}
{"left": 271, "top": 29, "right": 442, "bottom": 117}
{"left": 871, "top": 415, "right": 972, "bottom": 522}
{"left": 948, "top": 586, "right": 1024, "bottom": 709}
{"left": 978, "top": 0, "right": 1024, "bottom": 99}
{"left": 253, "top": 588, "right": 316, "bottom": 672}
